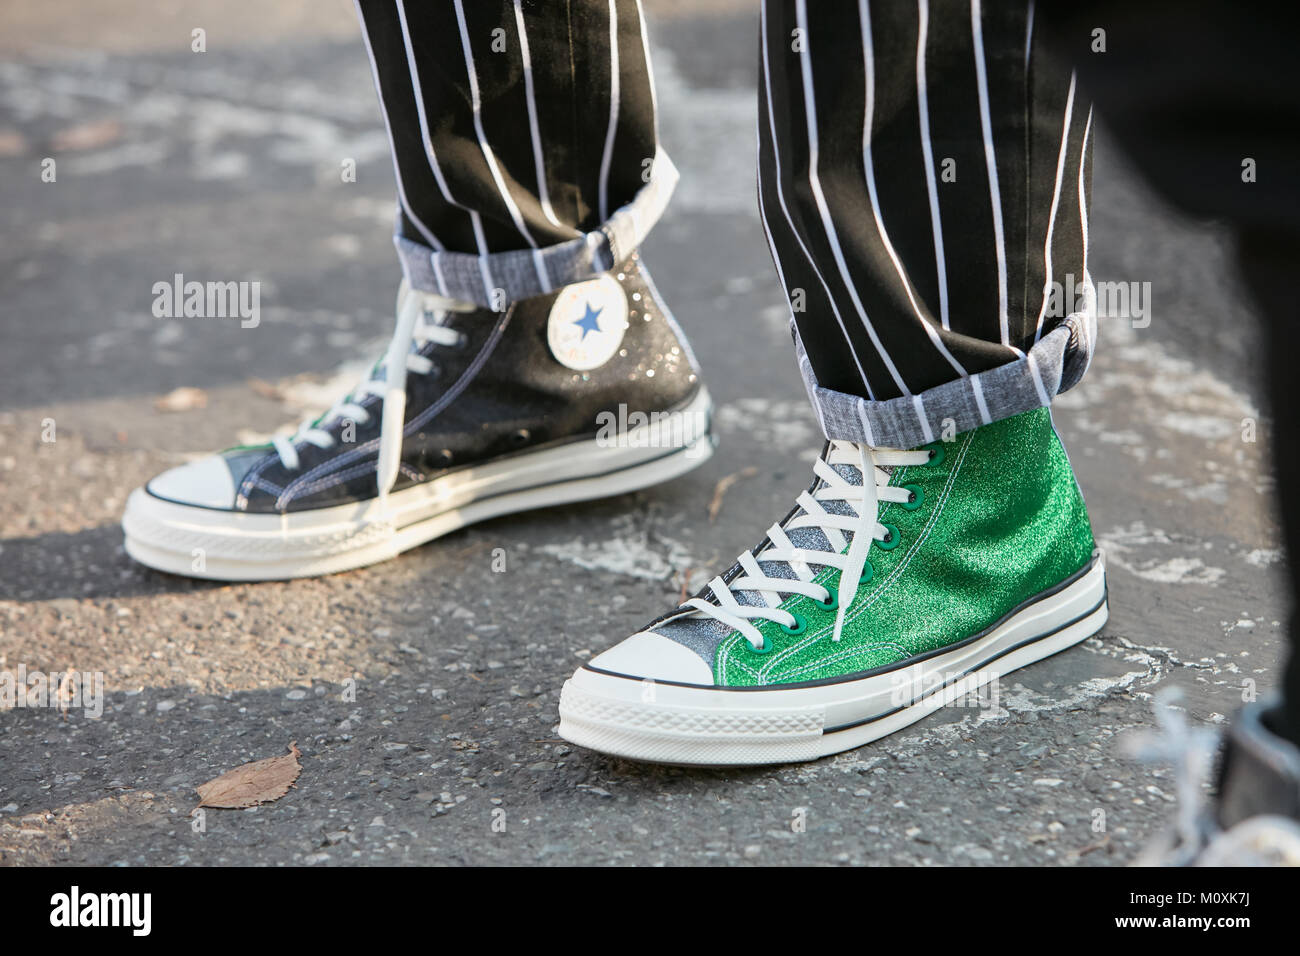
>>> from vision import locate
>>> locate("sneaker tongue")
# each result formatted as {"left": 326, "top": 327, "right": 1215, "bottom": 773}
{"left": 654, "top": 455, "right": 870, "bottom": 647}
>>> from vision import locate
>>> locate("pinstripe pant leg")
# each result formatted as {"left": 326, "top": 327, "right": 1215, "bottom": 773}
{"left": 355, "top": 0, "right": 676, "bottom": 309}
{"left": 760, "top": 0, "right": 1094, "bottom": 448}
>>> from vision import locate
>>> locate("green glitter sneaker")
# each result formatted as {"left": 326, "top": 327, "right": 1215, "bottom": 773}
{"left": 558, "top": 407, "right": 1106, "bottom": 765}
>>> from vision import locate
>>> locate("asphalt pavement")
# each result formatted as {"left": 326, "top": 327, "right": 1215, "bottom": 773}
{"left": 0, "top": 0, "right": 1284, "bottom": 865}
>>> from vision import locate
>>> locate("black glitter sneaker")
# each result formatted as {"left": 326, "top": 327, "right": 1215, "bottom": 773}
{"left": 123, "top": 254, "right": 713, "bottom": 580}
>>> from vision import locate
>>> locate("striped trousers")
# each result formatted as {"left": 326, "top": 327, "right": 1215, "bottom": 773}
{"left": 356, "top": 0, "right": 1090, "bottom": 450}
{"left": 359, "top": 0, "right": 1300, "bottom": 745}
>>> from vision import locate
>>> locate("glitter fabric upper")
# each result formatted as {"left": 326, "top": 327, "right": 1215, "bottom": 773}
{"left": 653, "top": 407, "right": 1096, "bottom": 686}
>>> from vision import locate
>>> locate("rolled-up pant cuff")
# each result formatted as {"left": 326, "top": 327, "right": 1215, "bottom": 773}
{"left": 394, "top": 150, "right": 679, "bottom": 309}
{"left": 798, "top": 276, "right": 1098, "bottom": 449}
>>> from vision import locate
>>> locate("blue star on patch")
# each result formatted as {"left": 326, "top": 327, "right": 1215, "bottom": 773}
{"left": 573, "top": 302, "right": 603, "bottom": 339}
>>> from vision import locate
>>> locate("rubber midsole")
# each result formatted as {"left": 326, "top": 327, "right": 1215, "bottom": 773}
{"left": 561, "top": 556, "right": 1106, "bottom": 735}
{"left": 123, "top": 387, "right": 713, "bottom": 561}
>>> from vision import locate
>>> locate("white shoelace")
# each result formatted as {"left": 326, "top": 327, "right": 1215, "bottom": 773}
{"left": 684, "top": 441, "right": 932, "bottom": 649}
{"left": 271, "top": 282, "right": 475, "bottom": 502}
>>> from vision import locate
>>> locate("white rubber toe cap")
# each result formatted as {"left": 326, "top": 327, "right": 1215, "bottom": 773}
{"left": 587, "top": 631, "right": 715, "bottom": 685}
{"left": 146, "top": 456, "right": 237, "bottom": 510}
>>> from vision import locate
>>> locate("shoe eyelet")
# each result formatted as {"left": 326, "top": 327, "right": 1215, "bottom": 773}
{"left": 923, "top": 442, "right": 945, "bottom": 467}
{"left": 748, "top": 635, "right": 773, "bottom": 654}
{"left": 779, "top": 613, "right": 807, "bottom": 636}
{"left": 813, "top": 591, "right": 837, "bottom": 612}
{"left": 876, "top": 523, "right": 901, "bottom": 551}
{"left": 511, "top": 428, "right": 531, "bottom": 445}
{"left": 901, "top": 484, "right": 924, "bottom": 511}
{"left": 859, "top": 561, "right": 874, "bottom": 585}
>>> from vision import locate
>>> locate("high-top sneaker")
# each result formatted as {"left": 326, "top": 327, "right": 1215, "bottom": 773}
{"left": 559, "top": 407, "right": 1106, "bottom": 766}
{"left": 123, "top": 254, "right": 712, "bottom": 580}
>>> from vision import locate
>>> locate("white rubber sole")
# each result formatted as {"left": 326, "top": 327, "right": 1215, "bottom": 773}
{"left": 123, "top": 388, "right": 713, "bottom": 581}
{"left": 559, "top": 555, "right": 1108, "bottom": 766}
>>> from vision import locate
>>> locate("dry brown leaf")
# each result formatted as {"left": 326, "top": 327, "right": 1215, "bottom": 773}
{"left": 246, "top": 377, "right": 284, "bottom": 401}
{"left": 707, "top": 466, "right": 758, "bottom": 523}
{"left": 676, "top": 566, "right": 697, "bottom": 605}
{"left": 194, "top": 741, "right": 302, "bottom": 813}
{"left": 1072, "top": 834, "right": 1112, "bottom": 858}
{"left": 51, "top": 118, "right": 123, "bottom": 152}
{"left": 55, "top": 667, "right": 78, "bottom": 717}
{"left": 0, "top": 129, "right": 28, "bottom": 157}
{"left": 154, "top": 386, "right": 208, "bottom": 413}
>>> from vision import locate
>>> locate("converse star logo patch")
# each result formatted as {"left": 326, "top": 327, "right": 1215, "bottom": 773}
{"left": 547, "top": 274, "right": 628, "bottom": 371}
{"left": 573, "top": 303, "right": 604, "bottom": 338}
